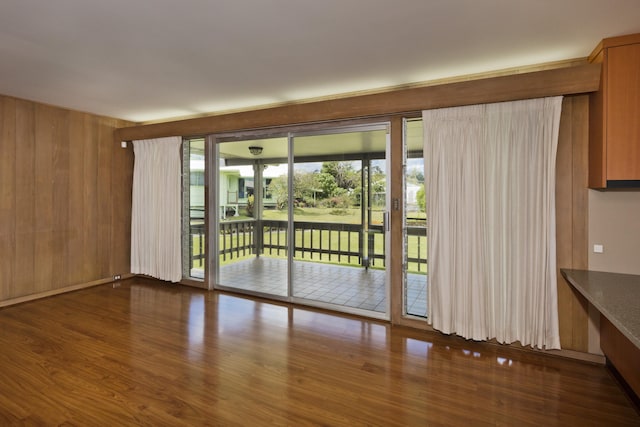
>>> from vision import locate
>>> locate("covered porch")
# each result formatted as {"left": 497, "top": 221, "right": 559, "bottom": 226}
{"left": 185, "top": 122, "right": 428, "bottom": 318}
{"left": 189, "top": 218, "right": 428, "bottom": 317}
{"left": 217, "top": 257, "right": 427, "bottom": 316}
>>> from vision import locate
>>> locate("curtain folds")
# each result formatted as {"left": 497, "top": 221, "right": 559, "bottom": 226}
{"left": 423, "top": 97, "right": 562, "bottom": 350}
{"left": 131, "top": 136, "right": 182, "bottom": 283}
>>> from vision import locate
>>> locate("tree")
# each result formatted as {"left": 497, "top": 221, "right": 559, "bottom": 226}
{"left": 268, "top": 175, "right": 288, "bottom": 209}
{"left": 292, "top": 171, "right": 319, "bottom": 206}
{"left": 267, "top": 171, "right": 325, "bottom": 208}
{"left": 407, "top": 168, "right": 424, "bottom": 185}
{"left": 371, "top": 165, "right": 385, "bottom": 183}
{"left": 321, "top": 161, "right": 359, "bottom": 190}
{"left": 315, "top": 172, "right": 338, "bottom": 199}
{"left": 245, "top": 195, "right": 255, "bottom": 217}
{"left": 416, "top": 184, "right": 425, "bottom": 212}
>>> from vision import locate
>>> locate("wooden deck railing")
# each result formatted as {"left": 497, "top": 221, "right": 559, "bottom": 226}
{"left": 190, "top": 222, "right": 206, "bottom": 268}
{"left": 262, "top": 220, "right": 368, "bottom": 265}
{"left": 220, "top": 220, "right": 255, "bottom": 261}
{"left": 406, "top": 226, "right": 428, "bottom": 272}
{"left": 188, "top": 218, "right": 427, "bottom": 272}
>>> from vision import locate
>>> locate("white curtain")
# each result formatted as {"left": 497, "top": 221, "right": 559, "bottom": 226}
{"left": 423, "top": 97, "right": 562, "bottom": 350}
{"left": 131, "top": 136, "right": 182, "bottom": 283}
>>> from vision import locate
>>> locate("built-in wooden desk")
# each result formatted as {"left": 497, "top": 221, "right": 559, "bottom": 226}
{"left": 561, "top": 269, "right": 640, "bottom": 400}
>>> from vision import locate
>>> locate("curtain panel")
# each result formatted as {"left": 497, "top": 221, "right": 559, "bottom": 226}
{"left": 423, "top": 97, "right": 562, "bottom": 350}
{"left": 131, "top": 136, "right": 182, "bottom": 283}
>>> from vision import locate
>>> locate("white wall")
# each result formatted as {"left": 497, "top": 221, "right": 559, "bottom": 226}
{"left": 588, "top": 190, "right": 640, "bottom": 275}
{"left": 587, "top": 190, "right": 640, "bottom": 355}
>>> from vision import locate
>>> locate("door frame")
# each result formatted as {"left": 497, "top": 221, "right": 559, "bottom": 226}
{"left": 207, "top": 119, "right": 392, "bottom": 319}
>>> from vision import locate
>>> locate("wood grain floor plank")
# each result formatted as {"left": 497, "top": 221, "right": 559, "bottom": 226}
{"left": 0, "top": 279, "right": 637, "bottom": 426}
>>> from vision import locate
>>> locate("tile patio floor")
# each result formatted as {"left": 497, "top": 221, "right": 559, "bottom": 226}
{"left": 210, "top": 257, "right": 427, "bottom": 317}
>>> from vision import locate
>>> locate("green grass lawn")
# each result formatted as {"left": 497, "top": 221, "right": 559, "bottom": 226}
{"left": 223, "top": 207, "right": 385, "bottom": 225}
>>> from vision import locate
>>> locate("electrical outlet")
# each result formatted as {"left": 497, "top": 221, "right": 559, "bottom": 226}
{"left": 114, "top": 274, "right": 122, "bottom": 280}
{"left": 593, "top": 244, "right": 604, "bottom": 254}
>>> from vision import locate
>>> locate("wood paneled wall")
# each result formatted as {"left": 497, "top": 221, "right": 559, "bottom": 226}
{"left": 0, "top": 95, "right": 134, "bottom": 303}
{"left": 556, "top": 95, "right": 590, "bottom": 351}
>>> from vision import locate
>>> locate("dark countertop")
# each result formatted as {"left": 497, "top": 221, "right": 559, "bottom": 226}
{"left": 561, "top": 269, "right": 640, "bottom": 349}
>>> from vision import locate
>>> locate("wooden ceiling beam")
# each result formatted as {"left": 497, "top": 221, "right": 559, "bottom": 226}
{"left": 116, "top": 63, "right": 600, "bottom": 141}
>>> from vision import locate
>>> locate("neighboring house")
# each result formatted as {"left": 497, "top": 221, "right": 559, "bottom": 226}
{"left": 190, "top": 162, "right": 286, "bottom": 219}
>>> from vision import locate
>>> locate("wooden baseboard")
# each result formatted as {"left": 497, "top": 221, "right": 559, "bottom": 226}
{"left": 0, "top": 273, "right": 135, "bottom": 308}
{"left": 179, "top": 278, "right": 209, "bottom": 289}
{"left": 542, "top": 347, "right": 606, "bottom": 364}
{"left": 392, "top": 322, "right": 606, "bottom": 364}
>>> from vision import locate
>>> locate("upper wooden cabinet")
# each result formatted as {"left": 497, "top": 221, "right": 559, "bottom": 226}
{"left": 589, "top": 34, "right": 640, "bottom": 189}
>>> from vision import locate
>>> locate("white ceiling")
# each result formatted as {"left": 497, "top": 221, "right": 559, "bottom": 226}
{"left": 1, "top": 0, "right": 640, "bottom": 123}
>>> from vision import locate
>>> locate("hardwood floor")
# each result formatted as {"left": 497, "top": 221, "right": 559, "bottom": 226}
{"left": 0, "top": 278, "right": 637, "bottom": 426}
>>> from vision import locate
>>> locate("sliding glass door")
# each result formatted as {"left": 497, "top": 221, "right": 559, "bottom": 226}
{"left": 209, "top": 122, "right": 391, "bottom": 318}
{"left": 291, "top": 125, "right": 390, "bottom": 317}
{"left": 182, "top": 137, "right": 206, "bottom": 280}
{"left": 213, "top": 136, "right": 289, "bottom": 298}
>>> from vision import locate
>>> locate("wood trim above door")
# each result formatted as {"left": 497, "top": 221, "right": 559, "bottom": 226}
{"left": 116, "top": 64, "right": 600, "bottom": 141}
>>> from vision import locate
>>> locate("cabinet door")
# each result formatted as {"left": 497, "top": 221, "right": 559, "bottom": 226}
{"left": 606, "top": 44, "right": 640, "bottom": 181}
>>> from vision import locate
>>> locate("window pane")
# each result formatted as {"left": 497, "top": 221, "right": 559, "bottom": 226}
{"left": 404, "top": 119, "right": 427, "bottom": 318}
{"left": 182, "top": 138, "right": 205, "bottom": 280}
{"left": 215, "top": 137, "right": 289, "bottom": 297}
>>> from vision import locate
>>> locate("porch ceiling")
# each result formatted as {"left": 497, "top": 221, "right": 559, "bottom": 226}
{"left": 218, "top": 128, "right": 391, "bottom": 163}
{"left": 190, "top": 119, "right": 424, "bottom": 163}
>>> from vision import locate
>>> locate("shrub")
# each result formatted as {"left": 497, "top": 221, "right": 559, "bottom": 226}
{"left": 416, "top": 185, "right": 425, "bottom": 212}
{"left": 321, "top": 194, "right": 351, "bottom": 209}
{"left": 246, "top": 195, "right": 254, "bottom": 217}
{"left": 329, "top": 209, "right": 348, "bottom": 216}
